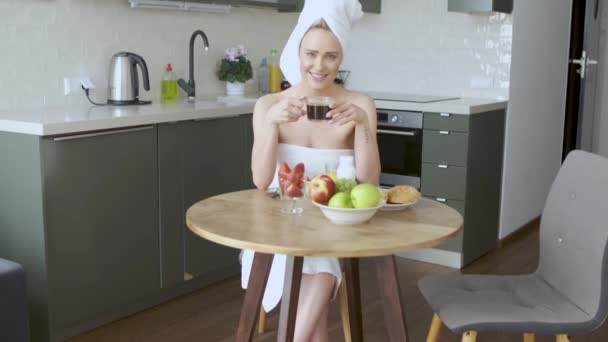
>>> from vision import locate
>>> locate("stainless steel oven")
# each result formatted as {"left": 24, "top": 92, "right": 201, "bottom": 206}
{"left": 377, "top": 110, "right": 423, "bottom": 189}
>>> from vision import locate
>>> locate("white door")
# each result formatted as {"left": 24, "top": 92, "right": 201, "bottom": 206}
{"left": 573, "top": 0, "right": 602, "bottom": 151}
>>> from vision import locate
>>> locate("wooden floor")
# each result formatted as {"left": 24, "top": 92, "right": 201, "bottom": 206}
{"left": 70, "top": 227, "right": 608, "bottom": 342}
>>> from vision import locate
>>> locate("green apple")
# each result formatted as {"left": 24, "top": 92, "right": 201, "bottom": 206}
{"left": 328, "top": 192, "right": 353, "bottom": 208}
{"left": 350, "top": 184, "right": 381, "bottom": 208}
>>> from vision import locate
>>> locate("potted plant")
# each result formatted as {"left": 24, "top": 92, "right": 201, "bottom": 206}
{"left": 217, "top": 45, "right": 253, "bottom": 96}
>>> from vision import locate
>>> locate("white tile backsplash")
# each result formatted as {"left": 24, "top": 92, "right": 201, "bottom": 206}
{"left": 0, "top": 0, "right": 512, "bottom": 111}
{"left": 0, "top": 0, "right": 297, "bottom": 110}
{"left": 343, "top": 0, "right": 513, "bottom": 99}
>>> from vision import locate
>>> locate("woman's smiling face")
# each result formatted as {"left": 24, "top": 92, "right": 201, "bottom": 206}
{"left": 299, "top": 27, "right": 343, "bottom": 91}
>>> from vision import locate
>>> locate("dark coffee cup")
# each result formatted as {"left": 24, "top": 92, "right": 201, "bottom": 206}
{"left": 306, "top": 97, "right": 333, "bottom": 121}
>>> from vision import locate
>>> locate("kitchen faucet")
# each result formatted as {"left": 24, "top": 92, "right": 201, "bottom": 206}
{"left": 178, "top": 30, "right": 209, "bottom": 101}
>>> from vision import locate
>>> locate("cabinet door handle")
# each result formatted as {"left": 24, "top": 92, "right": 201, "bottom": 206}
{"left": 52, "top": 126, "right": 154, "bottom": 141}
{"left": 440, "top": 113, "right": 451, "bottom": 117}
{"left": 436, "top": 198, "right": 447, "bottom": 202}
{"left": 437, "top": 164, "right": 448, "bottom": 169}
{"left": 376, "top": 129, "right": 416, "bottom": 136}
{"left": 439, "top": 130, "right": 450, "bottom": 135}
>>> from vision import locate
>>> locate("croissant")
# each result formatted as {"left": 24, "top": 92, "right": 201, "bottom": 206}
{"left": 387, "top": 185, "right": 421, "bottom": 204}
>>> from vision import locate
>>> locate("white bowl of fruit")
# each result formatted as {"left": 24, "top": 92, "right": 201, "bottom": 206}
{"left": 308, "top": 176, "right": 385, "bottom": 225}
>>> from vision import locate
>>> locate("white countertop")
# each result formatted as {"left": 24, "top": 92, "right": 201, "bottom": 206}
{"left": 375, "top": 97, "right": 508, "bottom": 114}
{"left": 0, "top": 97, "right": 258, "bottom": 136}
{"left": 0, "top": 95, "right": 507, "bottom": 136}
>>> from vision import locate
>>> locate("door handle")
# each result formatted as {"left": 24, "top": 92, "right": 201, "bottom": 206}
{"left": 52, "top": 126, "right": 154, "bottom": 141}
{"left": 376, "top": 129, "right": 416, "bottom": 136}
{"left": 570, "top": 50, "right": 598, "bottom": 79}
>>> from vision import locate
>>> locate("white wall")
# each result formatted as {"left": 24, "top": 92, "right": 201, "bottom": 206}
{"left": 498, "top": 0, "right": 572, "bottom": 238}
{"left": 344, "top": 0, "right": 513, "bottom": 99}
{"left": 0, "top": 0, "right": 514, "bottom": 111}
{"left": 593, "top": 3, "right": 608, "bottom": 157}
{"left": 0, "top": 0, "right": 297, "bottom": 111}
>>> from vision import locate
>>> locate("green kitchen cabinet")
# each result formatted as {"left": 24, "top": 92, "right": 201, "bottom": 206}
{"left": 0, "top": 113, "right": 256, "bottom": 341}
{"left": 158, "top": 114, "right": 254, "bottom": 287}
{"left": 361, "top": 0, "right": 381, "bottom": 13}
{"left": 158, "top": 121, "right": 187, "bottom": 289}
{"left": 0, "top": 126, "right": 161, "bottom": 341}
{"left": 183, "top": 117, "right": 246, "bottom": 280}
{"left": 41, "top": 126, "right": 161, "bottom": 332}
{"left": 448, "top": 0, "right": 513, "bottom": 14}
{"left": 421, "top": 110, "right": 505, "bottom": 266}
{"left": 241, "top": 114, "right": 255, "bottom": 189}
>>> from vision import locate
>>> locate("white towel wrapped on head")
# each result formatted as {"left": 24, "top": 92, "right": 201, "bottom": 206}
{"left": 279, "top": 0, "right": 364, "bottom": 86}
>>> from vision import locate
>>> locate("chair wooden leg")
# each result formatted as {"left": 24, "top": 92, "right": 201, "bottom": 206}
{"left": 555, "top": 335, "right": 570, "bottom": 342}
{"left": 257, "top": 306, "right": 266, "bottom": 335}
{"left": 426, "top": 313, "right": 442, "bottom": 342}
{"left": 461, "top": 330, "right": 477, "bottom": 342}
{"left": 523, "top": 333, "right": 535, "bottom": 342}
{"left": 338, "top": 272, "right": 352, "bottom": 342}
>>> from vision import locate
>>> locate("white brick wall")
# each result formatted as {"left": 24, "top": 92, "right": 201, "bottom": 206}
{"left": 0, "top": 0, "right": 298, "bottom": 110}
{"left": 0, "top": 0, "right": 511, "bottom": 111}
{"left": 344, "top": 0, "right": 512, "bottom": 99}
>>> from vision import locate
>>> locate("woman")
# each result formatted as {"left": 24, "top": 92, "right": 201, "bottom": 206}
{"left": 244, "top": 1, "right": 380, "bottom": 340}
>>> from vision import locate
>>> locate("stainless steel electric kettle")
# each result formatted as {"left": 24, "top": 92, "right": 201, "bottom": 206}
{"left": 107, "top": 52, "right": 151, "bottom": 105}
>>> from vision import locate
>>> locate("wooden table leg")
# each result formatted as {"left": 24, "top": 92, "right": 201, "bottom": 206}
{"left": 343, "top": 258, "right": 363, "bottom": 342}
{"left": 277, "top": 256, "right": 304, "bottom": 342}
{"left": 375, "top": 255, "right": 409, "bottom": 342}
{"left": 235, "top": 252, "right": 273, "bottom": 342}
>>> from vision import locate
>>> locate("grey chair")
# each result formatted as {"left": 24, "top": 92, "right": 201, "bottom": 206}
{"left": 418, "top": 150, "right": 608, "bottom": 342}
{"left": 0, "top": 258, "right": 30, "bottom": 342}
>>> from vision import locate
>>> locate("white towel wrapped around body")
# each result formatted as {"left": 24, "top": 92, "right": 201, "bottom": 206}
{"left": 279, "top": 0, "right": 364, "bottom": 86}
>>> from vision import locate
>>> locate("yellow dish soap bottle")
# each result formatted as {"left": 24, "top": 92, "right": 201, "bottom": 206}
{"left": 268, "top": 49, "right": 281, "bottom": 93}
{"left": 161, "top": 63, "right": 178, "bottom": 101}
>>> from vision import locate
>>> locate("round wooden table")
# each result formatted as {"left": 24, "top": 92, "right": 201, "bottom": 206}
{"left": 186, "top": 189, "right": 463, "bottom": 342}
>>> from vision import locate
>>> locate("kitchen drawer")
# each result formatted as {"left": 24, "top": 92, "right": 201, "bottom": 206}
{"left": 426, "top": 196, "right": 465, "bottom": 216}
{"left": 421, "top": 163, "right": 466, "bottom": 200}
{"left": 424, "top": 197, "right": 464, "bottom": 252}
{"left": 422, "top": 130, "right": 468, "bottom": 166}
{"left": 423, "top": 112, "right": 469, "bottom": 132}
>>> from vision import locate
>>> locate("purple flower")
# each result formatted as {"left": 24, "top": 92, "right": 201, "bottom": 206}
{"left": 224, "top": 45, "right": 248, "bottom": 62}
{"left": 238, "top": 44, "right": 247, "bottom": 57}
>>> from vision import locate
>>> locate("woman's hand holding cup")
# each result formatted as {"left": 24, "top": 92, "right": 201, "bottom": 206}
{"left": 266, "top": 97, "right": 306, "bottom": 126}
{"left": 326, "top": 101, "right": 368, "bottom": 126}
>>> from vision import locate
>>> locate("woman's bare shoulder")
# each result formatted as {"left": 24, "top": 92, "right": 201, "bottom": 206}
{"left": 254, "top": 87, "right": 301, "bottom": 112}
{"left": 255, "top": 93, "right": 281, "bottom": 112}
{"left": 344, "top": 90, "right": 373, "bottom": 102}
{"left": 343, "top": 90, "right": 375, "bottom": 110}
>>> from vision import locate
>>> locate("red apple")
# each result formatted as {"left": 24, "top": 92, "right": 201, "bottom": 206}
{"left": 308, "top": 175, "right": 337, "bottom": 203}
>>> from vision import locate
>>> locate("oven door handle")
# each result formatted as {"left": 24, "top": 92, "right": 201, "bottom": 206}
{"left": 376, "top": 129, "right": 417, "bottom": 136}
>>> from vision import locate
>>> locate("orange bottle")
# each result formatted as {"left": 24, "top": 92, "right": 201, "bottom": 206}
{"left": 268, "top": 49, "right": 281, "bottom": 93}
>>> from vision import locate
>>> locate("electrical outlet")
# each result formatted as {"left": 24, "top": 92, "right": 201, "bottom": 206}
{"left": 64, "top": 77, "right": 95, "bottom": 96}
